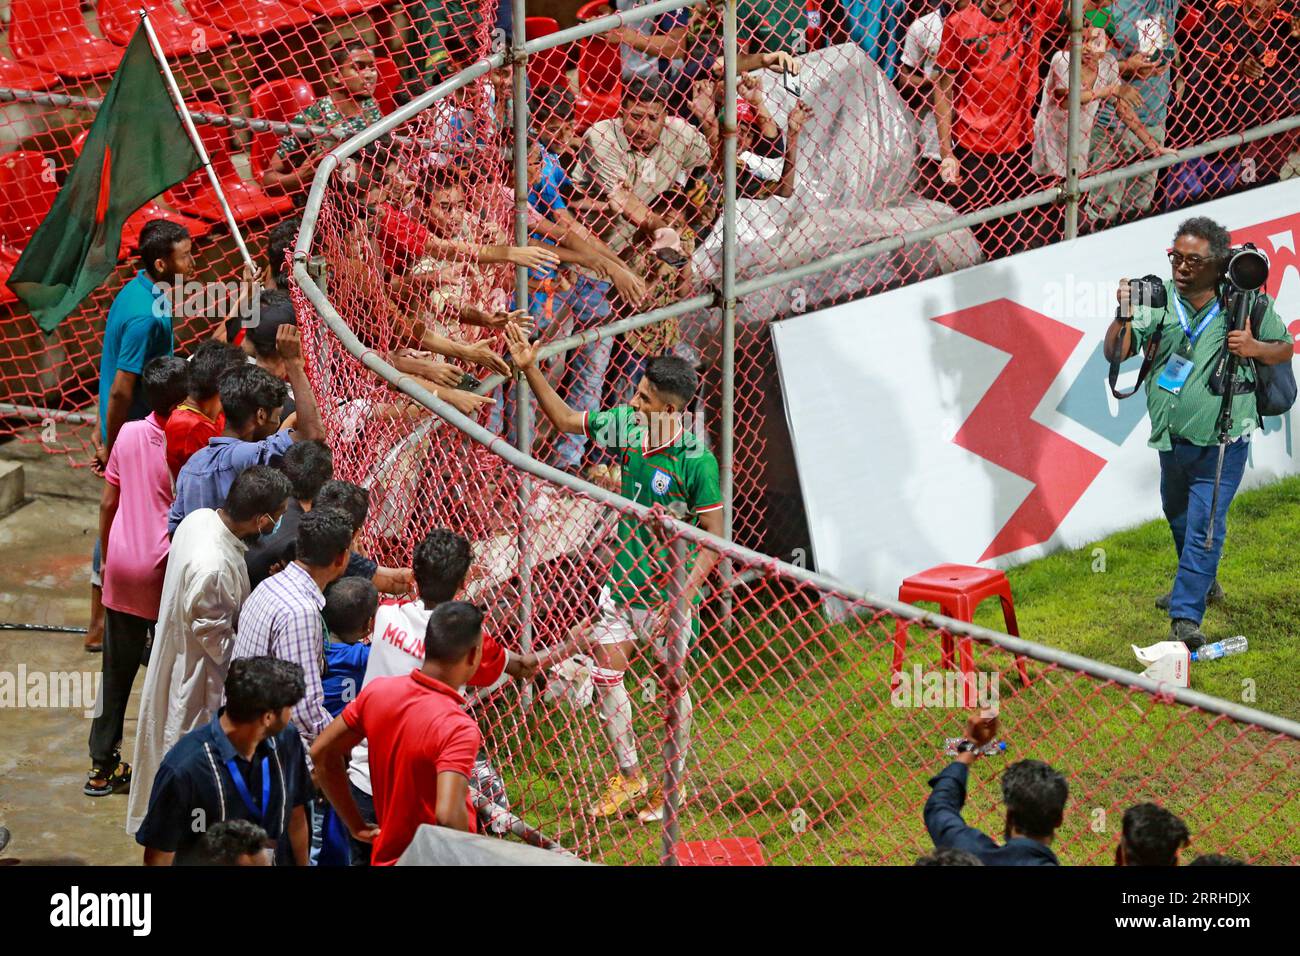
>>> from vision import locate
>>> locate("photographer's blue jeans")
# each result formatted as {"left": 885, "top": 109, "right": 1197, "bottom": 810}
{"left": 1160, "top": 437, "right": 1249, "bottom": 624}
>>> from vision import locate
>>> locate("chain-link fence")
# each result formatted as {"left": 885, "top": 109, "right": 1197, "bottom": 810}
{"left": 0, "top": 0, "right": 1297, "bottom": 861}
{"left": 287, "top": 0, "right": 1300, "bottom": 863}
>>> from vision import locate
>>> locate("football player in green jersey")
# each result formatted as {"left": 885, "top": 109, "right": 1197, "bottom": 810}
{"left": 506, "top": 322, "right": 724, "bottom": 822}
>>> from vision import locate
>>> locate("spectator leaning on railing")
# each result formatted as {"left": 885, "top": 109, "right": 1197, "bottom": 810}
{"left": 1086, "top": 0, "right": 1180, "bottom": 226}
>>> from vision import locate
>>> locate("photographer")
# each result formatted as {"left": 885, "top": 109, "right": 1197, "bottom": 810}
{"left": 1103, "top": 217, "right": 1294, "bottom": 649}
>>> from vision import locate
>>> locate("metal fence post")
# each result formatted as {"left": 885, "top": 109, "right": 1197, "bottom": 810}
{"left": 1064, "top": 0, "right": 1084, "bottom": 239}
{"left": 718, "top": 0, "right": 739, "bottom": 627}
{"left": 511, "top": 1, "right": 536, "bottom": 704}
{"left": 659, "top": 531, "right": 692, "bottom": 865}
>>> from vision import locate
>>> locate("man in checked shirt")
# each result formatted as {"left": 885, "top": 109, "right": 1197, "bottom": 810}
{"left": 232, "top": 507, "right": 354, "bottom": 754}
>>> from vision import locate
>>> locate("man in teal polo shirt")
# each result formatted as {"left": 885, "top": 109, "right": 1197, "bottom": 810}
{"left": 87, "top": 220, "right": 194, "bottom": 652}
{"left": 1104, "top": 216, "right": 1294, "bottom": 647}
{"left": 504, "top": 321, "right": 723, "bottom": 823}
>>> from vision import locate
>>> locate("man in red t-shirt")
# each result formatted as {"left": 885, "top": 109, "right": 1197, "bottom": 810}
{"left": 165, "top": 340, "right": 245, "bottom": 479}
{"left": 311, "top": 601, "right": 486, "bottom": 865}
{"left": 933, "top": 0, "right": 1062, "bottom": 255}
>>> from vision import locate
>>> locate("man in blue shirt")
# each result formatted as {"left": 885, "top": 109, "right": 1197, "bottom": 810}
{"left": 169, "top": 324, "right": 323, "bottom": 534}
{"left": 88, "top": 221, "right": 195, "bottom": 653}
{"left": 96, "top": 220, "right": 195, "bottom": 469}
{"left": 136, "top": 656, "right": 313, "bottom": 866}
{"left": 1087, "top": 0, "right": 1181, "bottom": 224}
{"left": 924, "top": 714, "right": 1068, "bottom": 865}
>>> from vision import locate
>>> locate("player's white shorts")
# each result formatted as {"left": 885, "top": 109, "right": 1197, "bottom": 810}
{"left": 589, "top": 586, "right": 696, "bottom": 662}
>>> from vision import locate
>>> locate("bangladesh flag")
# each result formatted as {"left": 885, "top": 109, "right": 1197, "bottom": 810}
{"left": 8, "top": 24, "right": 203, "bottom": 332}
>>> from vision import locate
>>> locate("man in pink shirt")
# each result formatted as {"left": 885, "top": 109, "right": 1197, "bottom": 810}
{"left": 86, "top": 356, "right": 190, "bottom": 797}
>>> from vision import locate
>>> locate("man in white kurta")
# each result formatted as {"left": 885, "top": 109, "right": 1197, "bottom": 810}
{"left": 126, "top": 477, "right": 288, "bottom": 834}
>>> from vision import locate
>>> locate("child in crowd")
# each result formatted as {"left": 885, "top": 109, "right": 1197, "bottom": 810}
{"left": 315, "top": 576, "right": 377, "bottom": 866}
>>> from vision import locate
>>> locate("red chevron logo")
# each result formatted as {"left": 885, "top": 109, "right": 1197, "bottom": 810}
{"left": 933, "top": 300, "right": 1107, "bottom": 561}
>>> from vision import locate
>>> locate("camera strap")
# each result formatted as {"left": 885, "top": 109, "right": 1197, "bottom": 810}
{"left": 1108, "top": 307, "right": 1164, "bottom": 400}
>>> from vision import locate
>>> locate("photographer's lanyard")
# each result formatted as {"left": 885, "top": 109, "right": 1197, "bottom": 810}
{"left": 225, "top": 755, "right": 272, "bottom": 825}
{"left": 1172, "top": 296, "right": 1220, "bottom": 345}
{"left": 1159, "top": 297, "right": 1221, "bottom": 395}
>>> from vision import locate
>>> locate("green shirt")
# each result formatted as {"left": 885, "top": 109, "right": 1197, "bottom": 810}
{"left": 1131, "top": 280, "right": 1290, "bottom": 450}
{"left": 586, "top": 405, "right": 723, "bottom": 608}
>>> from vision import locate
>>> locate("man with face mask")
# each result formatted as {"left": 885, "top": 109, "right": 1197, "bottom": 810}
{"left": 127, "top": 466, "right": 292, "bottom": 838}
{"left": 136, "top": 656, "right": 313, "bottom": 865}
{"left": 168, "top": 323, "right": 323, "bottom": 535}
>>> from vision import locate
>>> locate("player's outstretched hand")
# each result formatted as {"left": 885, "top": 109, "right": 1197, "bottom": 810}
{"left": 504, "top": 321, "right": 538, "bottom": 371}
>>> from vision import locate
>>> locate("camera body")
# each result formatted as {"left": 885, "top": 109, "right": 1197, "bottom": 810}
{"left": 1129, "top": 274, "right": 1168, "bottom": 311}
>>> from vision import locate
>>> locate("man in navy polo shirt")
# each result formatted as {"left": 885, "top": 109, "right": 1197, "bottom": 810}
{"left": 924, "top": 714, "right": 1068, "bottom": 865}
{"left": 136, "top": 656, "right": 313, "bottom": 866}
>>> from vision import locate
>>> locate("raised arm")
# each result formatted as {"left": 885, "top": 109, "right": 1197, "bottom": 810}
{"left": 275, "top": 324, "right": 324, "bottom": 442}
{"left": 503, "top": 322, "right": 586, "bottom": 434}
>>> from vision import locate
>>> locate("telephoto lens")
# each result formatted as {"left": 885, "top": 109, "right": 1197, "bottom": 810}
{"left": 1226, "top": 244, "right": 1269, "bottom": 291}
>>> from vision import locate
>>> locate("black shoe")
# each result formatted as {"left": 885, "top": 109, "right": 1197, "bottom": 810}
{"left": 1156, "top": 579, "right": 1224, "bottom": 611}
{"left": 84, "top": 760, "right": 131, "bottom": 797}
{"left": 1169, "top": 618, "right": 1208, "bottom": 651}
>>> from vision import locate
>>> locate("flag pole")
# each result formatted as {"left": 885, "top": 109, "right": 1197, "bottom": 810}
{"left": 137, "top": 9, "right": 261, "bottom": 329}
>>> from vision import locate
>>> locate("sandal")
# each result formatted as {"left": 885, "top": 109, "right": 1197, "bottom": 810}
{"left": 84, "top": 760, "right": 131, "bottom": 797}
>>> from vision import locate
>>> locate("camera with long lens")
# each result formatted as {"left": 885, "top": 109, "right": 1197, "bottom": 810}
{"left": 1224, "top": 243, "right": 1269, "bottom": 292}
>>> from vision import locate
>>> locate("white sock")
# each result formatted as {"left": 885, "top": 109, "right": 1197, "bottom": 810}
{"left": 592, "top": 667, "right": 638, "bottom": 773}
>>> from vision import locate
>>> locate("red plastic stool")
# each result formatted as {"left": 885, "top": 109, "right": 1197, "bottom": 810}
{"left": 674, "top": 838, "right": 766, "bottom": 866}
{"left": 891, "top": 564, "right": 1031, "bottom": 706}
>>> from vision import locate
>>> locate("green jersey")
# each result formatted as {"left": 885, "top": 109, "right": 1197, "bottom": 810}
{"left": 1131, "top": 280, "right": 1290, "bottom": 451}
{"left": 585, "top": 405, "right": 722, "bottom": 608}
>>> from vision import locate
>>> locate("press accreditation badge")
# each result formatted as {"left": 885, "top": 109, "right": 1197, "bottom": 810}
{"left": 1157, "top": 352, "right": 1195, "bottom": 395}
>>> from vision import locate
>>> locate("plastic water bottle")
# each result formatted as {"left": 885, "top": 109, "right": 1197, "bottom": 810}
{"left": 1191, "top": 636, "right": 1248, "bottom": 662}
{"left": 943, "top": 738, "right": 1008, "bottom": 757}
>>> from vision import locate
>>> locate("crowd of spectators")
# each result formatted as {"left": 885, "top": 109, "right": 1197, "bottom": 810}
{"left": 70, "top": 0, "right": 1292, "bottom": 866}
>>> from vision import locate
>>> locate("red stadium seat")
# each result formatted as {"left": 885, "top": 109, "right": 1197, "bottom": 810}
{"left": 249, "top": 78, "right": 319, "bottom": 181}
{"left": 0, "top": 243, "right": 21, "bottom": 306}
{"left": 0, "top": 57, "right": 60, "bottom": 92}
{"left": 9, "top": 0, "right": 126, "bottom": 80}
{"left": 890, "top": 564, "right": 1031, "bottom": 706}
{"left": 67, "top": 130, "right": 213, "bottom": 255}
{"left": 576, "top": 1, "right": 620, "bottom": 93}
{"left": 290, "top": 0, "right": 388, "bottom": 15}
{"left": 574, "top": 0, "right": 621, "bottom": 129}
{"left": 524, "top": 16, "right": 568, "bottom": 89}
{"left": 373, "top": 55, "right": 402, "bottom": 115}
{"left": 164, "top": 100, "right": 295, "bottom": 223}
{"left": 0, "top": 152, "right": 58, "bottom": 250}
{"left": 186, "top": 0, "right": 314, "bottom": 38}
{"left": 98, "top": 0, "right": 232, "bottom": 57}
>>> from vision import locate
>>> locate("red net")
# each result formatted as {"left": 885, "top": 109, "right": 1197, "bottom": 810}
{"left": 1, "top": 0, "right": 1298, "bottom": 861}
